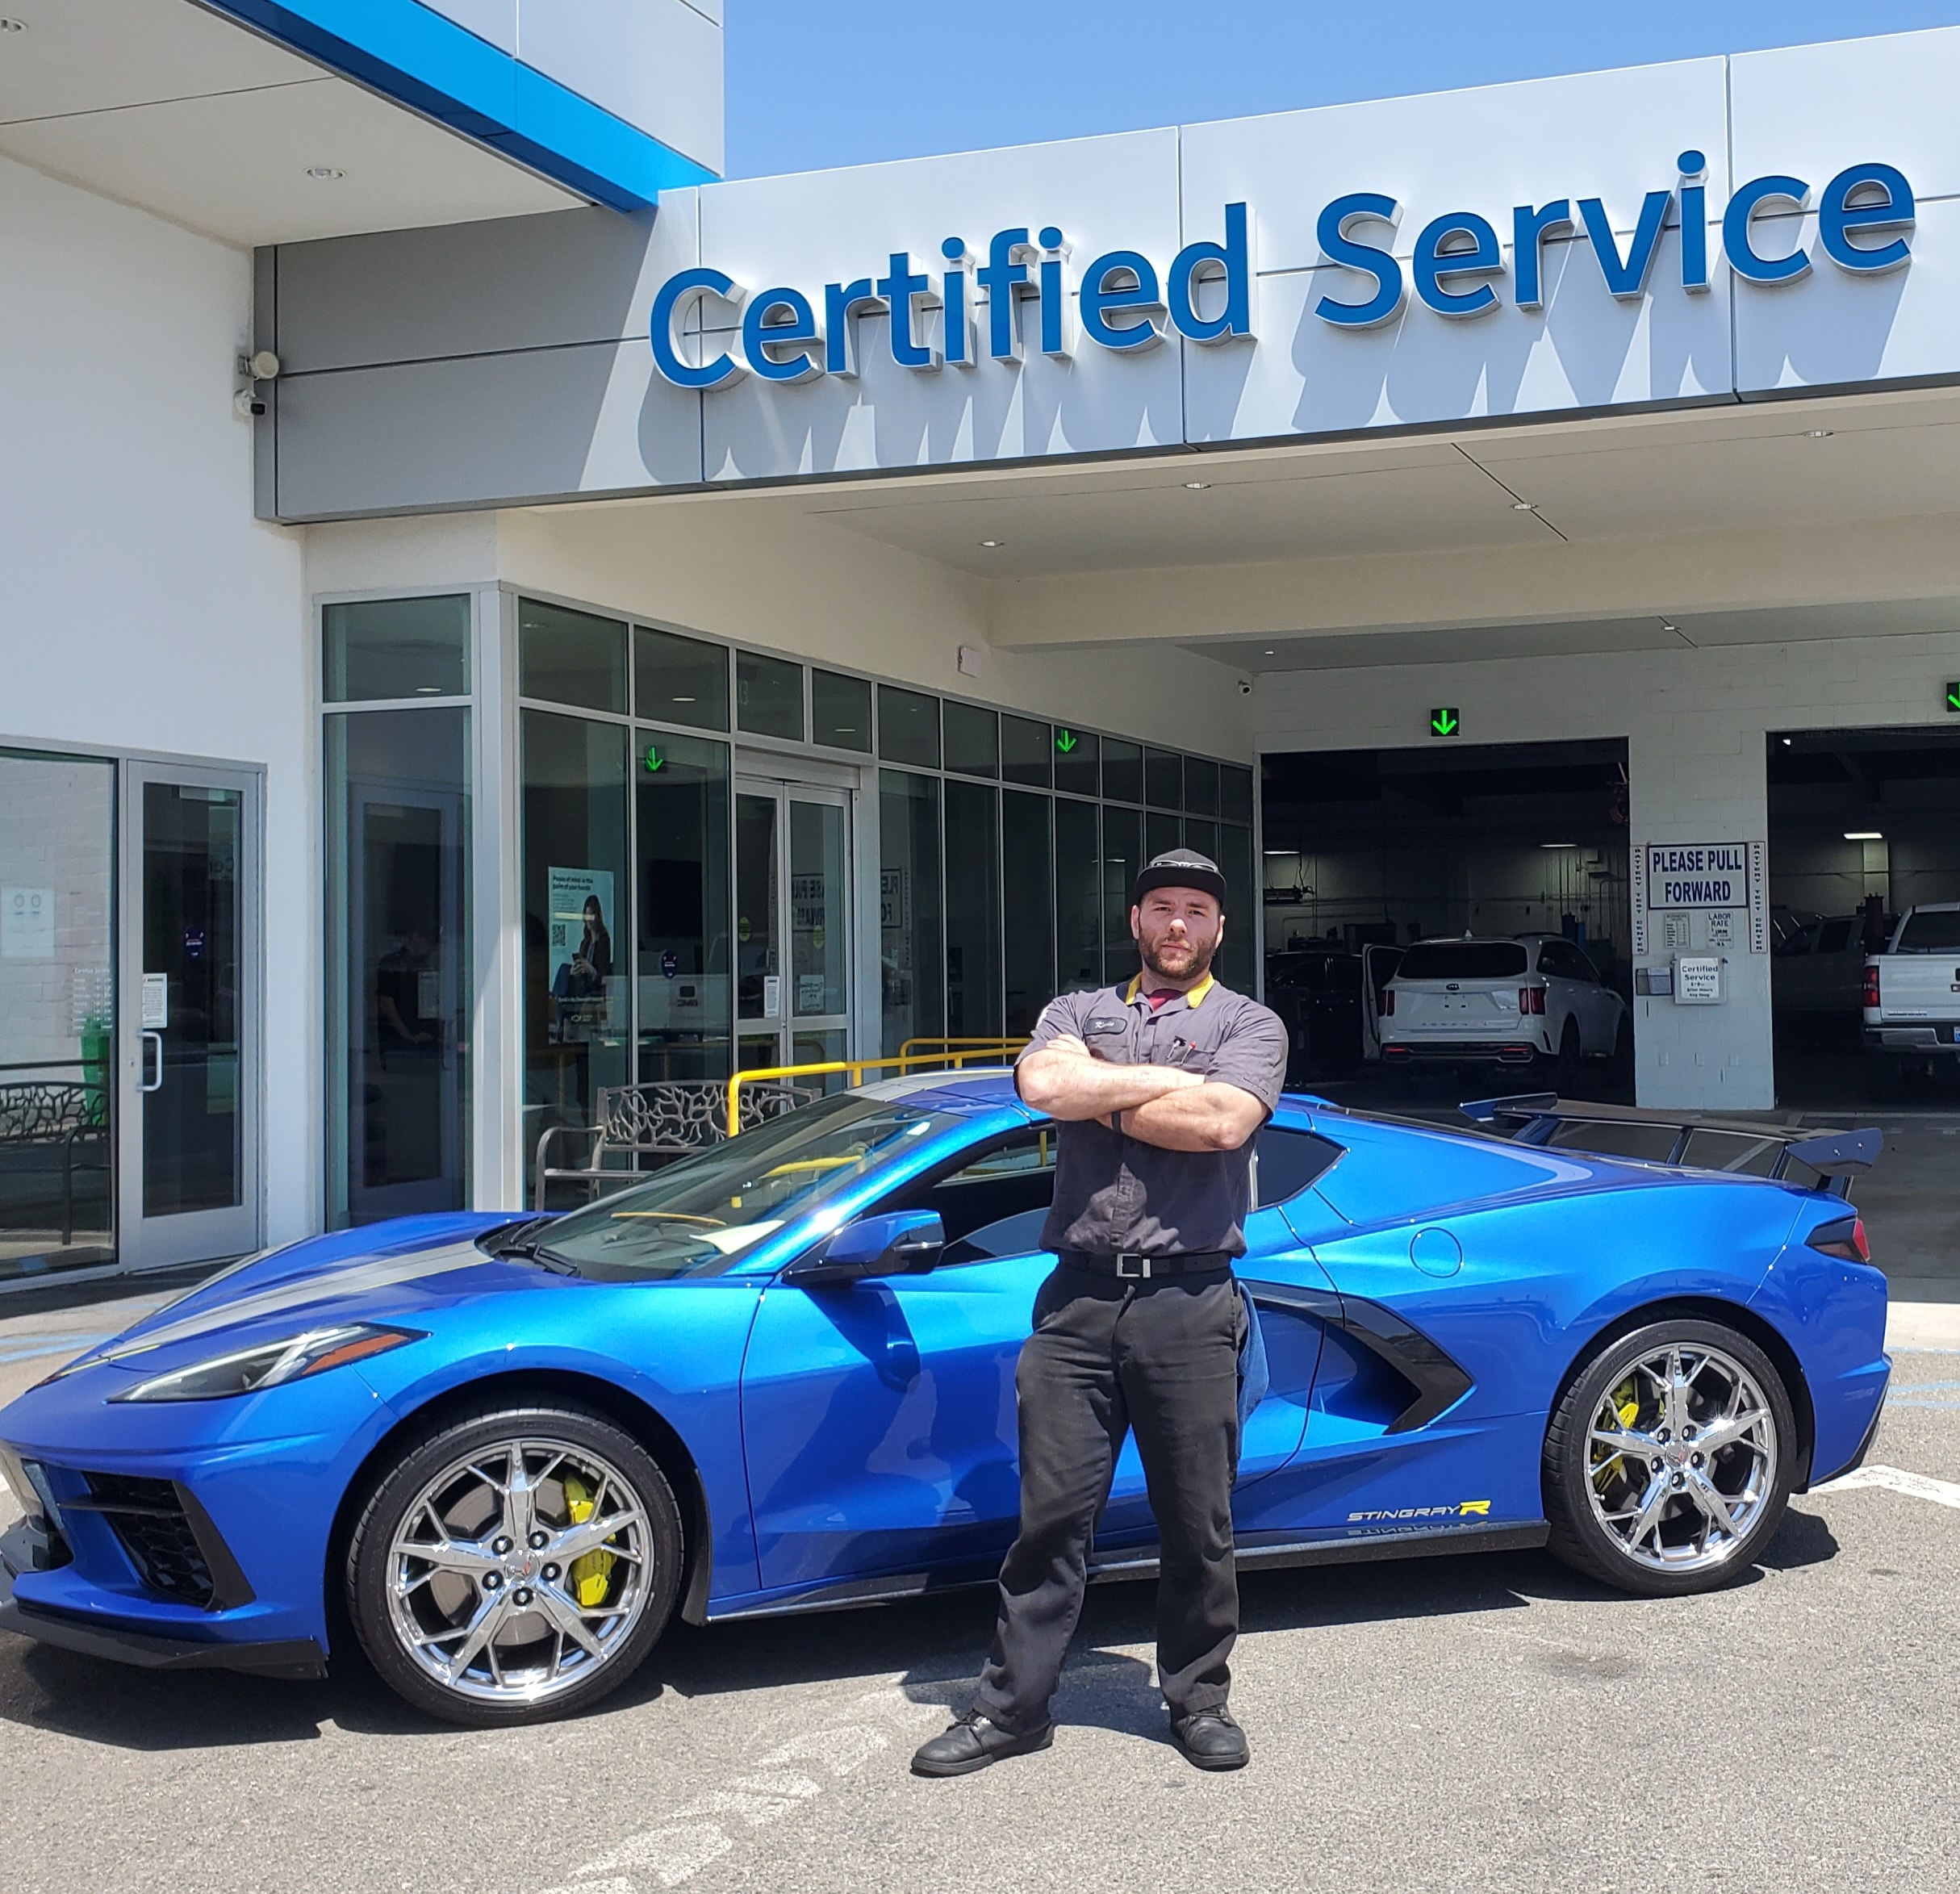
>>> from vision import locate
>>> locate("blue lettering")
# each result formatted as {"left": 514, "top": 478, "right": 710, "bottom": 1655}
{"left": 976, "top": 227, "right": 1034, "bottom": 362}
{"left": 940, "top": 238, "right": 976, "bottom": 366}
{"left": 1678, "top": 150, "right": 1710, "bottom": 292}
{"left": 1413, "top": 211, "right": 1503, "bottom": 318}
{"left": 1512, "top": 199, "right": 1573, "bottom": 311}
{"left": 741, "top": 286, "right": 821, "bottom": 383}
{"left": 1037, "top": 227, "right": 1071, "bottom": 358}
{"left": 651, "top": 267, "right": 745, "bottom": 391}
{"left": 1168, "top": 201, "right": 1254, "bottom": 344}
{"left": 876, "top": 252, "right": 939, "bottom": 370}
{"left": 1079, "top": 249, "right": 1164, "bottom": 350}
{"left": 1724, "top": 174, "right": 1812, "bottom": 285}
{"left": 1820, "top": 162, "right": 1915, "bottom": 274}
{"left": 823, "top": 277, "right": 886, "bottom": 378}
{"left": 1314, "top": 193, "right": 1405, "bottom": 328}
{"left": 1578, "top": 188, "right": 1673, "bottom": 299}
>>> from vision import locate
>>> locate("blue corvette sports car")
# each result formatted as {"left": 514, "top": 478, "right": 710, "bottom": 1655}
{"left": 0, "top": 1076, "right": 1889, "bottom": 1726}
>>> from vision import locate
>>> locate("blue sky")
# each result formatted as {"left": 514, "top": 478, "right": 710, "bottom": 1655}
{"left": 724, "top": 2, "right": 1960, "bottom": 178}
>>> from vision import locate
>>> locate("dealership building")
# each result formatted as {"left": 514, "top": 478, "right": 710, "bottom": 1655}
{"left": 6, "top": 4, "right": 1960, "bottom": 1282}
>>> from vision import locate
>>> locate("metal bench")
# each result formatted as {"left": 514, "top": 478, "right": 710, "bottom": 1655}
{"left": 533, "top": 1077, "right": 819, "bottom": 1207}
{"left": 0, "top": 1080, "right": 111, "bottom": 1245}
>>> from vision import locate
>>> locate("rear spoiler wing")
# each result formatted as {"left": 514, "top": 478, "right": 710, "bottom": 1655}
{"left": 1458, "top": 1093, "right": 1881, "bottom": 1198}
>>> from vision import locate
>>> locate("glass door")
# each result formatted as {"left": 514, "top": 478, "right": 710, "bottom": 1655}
{"left": 734, "top": 776, "right": 852, "bottom": 1076}
{"left": 119, "top": 762, "right": 261, "bottom": 1269}
{"left": 0, "top": 750, "right": 115, "bottom": 1281}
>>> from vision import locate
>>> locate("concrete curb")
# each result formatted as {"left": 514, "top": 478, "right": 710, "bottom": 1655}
{"left": 1888, "top": 1302, "right": 1960, "bottom": 1350}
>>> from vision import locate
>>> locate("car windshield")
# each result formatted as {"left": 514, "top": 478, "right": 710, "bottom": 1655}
{"left": 1895, "top": 910, "right": 1960, "bottom": 953}
{"left": 537, "top": 1093, "right": 954, "bottom": 1280}
{"left": 1396, "top": 941, "right": 1529, "bottom": 980}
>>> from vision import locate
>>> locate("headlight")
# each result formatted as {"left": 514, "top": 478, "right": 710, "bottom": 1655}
{"left": 111, "top": 1324, "right": 423, "bottom": 1403}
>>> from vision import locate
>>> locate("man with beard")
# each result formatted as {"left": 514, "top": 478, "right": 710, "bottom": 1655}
{"left": 913, "top": 850, "right": 1286, "bottom": 1779}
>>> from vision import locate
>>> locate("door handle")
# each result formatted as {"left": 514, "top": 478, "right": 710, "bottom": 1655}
{"left": 139, "top": 1031, "right": 165, "bottom": 1093}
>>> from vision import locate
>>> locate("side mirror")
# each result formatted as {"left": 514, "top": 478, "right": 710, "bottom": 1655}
{"left": 787, "top": 1210, "right": 946, "bottom": 1288}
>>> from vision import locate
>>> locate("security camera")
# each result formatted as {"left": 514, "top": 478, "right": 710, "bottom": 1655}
{"left": 1236, "top": 675, "right": 1255, "bottom": 696}
{"left": 248, "top": 349, "right": 281, "bottom": 381}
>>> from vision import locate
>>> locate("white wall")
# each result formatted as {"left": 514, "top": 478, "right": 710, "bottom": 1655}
{"left": 0, "top": 154, "right": 312, "bottom": 1244}
{"left": 1253, "top": 627, "right": 1960, "bottom": 1110}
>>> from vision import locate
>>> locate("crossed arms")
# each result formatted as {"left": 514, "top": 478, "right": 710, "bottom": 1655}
{"left": 1015, "top": 1035, "right": 1266, "bottom": 1153}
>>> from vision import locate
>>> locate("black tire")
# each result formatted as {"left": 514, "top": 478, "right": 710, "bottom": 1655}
{"left": 346, "top": 1403, "right": 683, "bottom": 1727}
{"left": 1543, "top": 1317, "right": 1797, "bottom": 1598}
{"left": 1537, "top": 1018, "right": 1582, "bottom": 1093}
{"left": 1611, "top": 1014, "right": 1635, "bottom": 1084}
{"left": 1864, "top": 1055, "right": 1906, "bottom": 1104}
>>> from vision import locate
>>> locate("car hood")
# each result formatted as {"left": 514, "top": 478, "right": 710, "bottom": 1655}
{"left": 61, "top": 1213, "right": 532, "bottom": 1376}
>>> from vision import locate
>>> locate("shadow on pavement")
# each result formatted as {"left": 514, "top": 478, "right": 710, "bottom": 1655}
{"left": 0, "top": 1519, "right": 1840, "bottom": 1752}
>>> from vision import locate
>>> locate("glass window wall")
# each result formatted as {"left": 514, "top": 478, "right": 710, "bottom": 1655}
{"left": 521, "top": 600, "right": 628, "bottom": 714}
{"left": 324, "top": 596, "right": 470, "bottom": 702}
{"left": 1002, "top": 789, "right": 1053, "bottom": 1035}
{"left": 523, "top": 710, "right": 630, "bottom": 1199}
{"left": 813, "top": 670, "right": 873, "bottom": 753}
{"left": 737, "top": 651, "right": 803, "bottom": 741}
{"left": 879, "top": 686, "right": 940, "bottom": 768}
{"left": 1055, "top": 797, "right": 1101, "bottom": 994}
{"left": 880, "top": 770, "right": 943, "bottom": 1049}
{"left": 0, "top": 750, "right": 115, "bottom": 1277}
{"left": 637, "top": 731, "right": 730, "bottom": 1081}
{"left": 326, "top": 709, "right": 472, "bottom": 1225}
{"left": 943, "top": 778, "right": 1002, "bottom": 1038}
{"left": 1054, "top": 727, "right": 1098, "bottom": 799}
{"left": 637, "top": 625, "right": 730, "bottom": 732}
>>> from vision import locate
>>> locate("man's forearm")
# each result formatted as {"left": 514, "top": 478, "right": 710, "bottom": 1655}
{"left": 1118, "top": 1082, "right": 1264, "bottom": 1152}
{"left": 1018, "top": 1047, "right": 1200, "bottom": 1120}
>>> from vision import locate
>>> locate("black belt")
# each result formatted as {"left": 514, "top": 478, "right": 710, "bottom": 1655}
{"left": 1058, "top": 1248, "right": 1232, "bottom": 1281}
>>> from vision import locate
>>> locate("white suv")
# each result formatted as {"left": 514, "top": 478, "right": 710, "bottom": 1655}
{"left": 1381, "top": 934, "right": 1629, "bottom": 1078}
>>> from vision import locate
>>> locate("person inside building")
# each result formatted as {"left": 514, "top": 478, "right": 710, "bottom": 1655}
{"left": 911, "top": 849, "right": 1287, "bottom": 1779}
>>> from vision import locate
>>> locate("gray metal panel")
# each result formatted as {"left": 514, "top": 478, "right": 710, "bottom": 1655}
{"left": 274, "top": 341, "right": 703, "bottom": 519}
{"left": 271, "top": 198, "right": 697, "bottom": 373}
{"left": 252, "top": 244, "right": 278, "bottom": 521}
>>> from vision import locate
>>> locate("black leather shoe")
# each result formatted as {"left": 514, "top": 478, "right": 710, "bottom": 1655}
{"left": 910, "top": 1710, "right": 1055, "bottom": 1777}
{"left": 1171, "top": 1708, "right": 1250, "bottom": 1771}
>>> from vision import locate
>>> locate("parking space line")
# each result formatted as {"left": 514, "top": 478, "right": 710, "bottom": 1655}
{"left": 547, "top": 1687, "right": 942, "bottom": 1893}
{"left": 1814, "top": 1464, "right": 1960, "bottom": 1510}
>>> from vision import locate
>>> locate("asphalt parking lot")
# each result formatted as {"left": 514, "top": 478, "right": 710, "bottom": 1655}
{"left": 0, "top": 1294, "right": 1956, "bottom": 1894}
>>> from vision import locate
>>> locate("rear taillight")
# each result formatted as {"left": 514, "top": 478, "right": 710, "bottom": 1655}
{"left": 1807, "top": 1215, "right": 1870, "bottom": 1264}
{"left": 1519, "top": 985, "right": 1547, "bottom": 1015}
{"left": 1862, "top": 964, "right": 1881, "bottom": 1008}
{"left": 1381, "top": 989, "right": 1394, "bottom": 1016}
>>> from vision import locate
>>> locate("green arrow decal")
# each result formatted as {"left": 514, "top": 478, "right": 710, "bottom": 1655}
{"left": 1430, "top": 708, "right": 1461, "bottom": 738}
{"left": 643, "top": 745, "right": 665, "bottom": 772}
{"left": 1055, "top": 730, "right": 1078, "bottom": 753}
{"left": 1947, "top": 683, "right": 1960, "bottom": 713}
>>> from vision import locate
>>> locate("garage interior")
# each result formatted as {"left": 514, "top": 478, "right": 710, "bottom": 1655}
{"left": 1260, "top": 739, "right": 1632, "bottom": 1110}
{"left": 1770, "top": 724, "right": 1960, "bottom": 1108}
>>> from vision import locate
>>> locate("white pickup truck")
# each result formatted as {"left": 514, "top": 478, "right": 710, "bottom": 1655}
{"left": 1862, "top": 902, "right": 1960, "bottom": 1098}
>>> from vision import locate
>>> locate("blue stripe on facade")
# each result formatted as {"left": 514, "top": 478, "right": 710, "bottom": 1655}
{"left": 198, "top": 0, "right": 716, "bottom": 210}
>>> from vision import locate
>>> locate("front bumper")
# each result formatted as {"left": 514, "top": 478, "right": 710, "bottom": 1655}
{"left": 0, "top": 1516, "right": 324, "bottom": 1679}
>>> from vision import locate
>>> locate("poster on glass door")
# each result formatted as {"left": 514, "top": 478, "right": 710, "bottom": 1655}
{"left": 548, "top": 866, "right": 615, "bottom": 1039}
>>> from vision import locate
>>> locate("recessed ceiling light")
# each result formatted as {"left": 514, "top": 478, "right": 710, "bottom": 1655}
{"left": 671, "top": 694, "right": 696, "bottom": 703}
{"left": 980, "top": 539, "right": 1004, "bottom": 548}
{"left": 1661, "top": 619, "right": 1678, "bottom": 633}
{"left": 1264, "top": 648, "right": 1276, "bottom": 656}
{"left": 1185, "top": 481, "right": 1211, "bottom": 491}
{"left": 1540, "top": 841, "right": 1580, "bottom": 850}
{"left": 1782, "top": 737, "right": 1794, "bottom": 746}
{"left": 1263, "top": 848, "right": 1293, "bottom": 856}
{"left": 1512, "top": 500, "right": 1536, "bottom": 512}
{"left": 1806, "top": 429, "right": 1834, "bottom": 439}
{"left": 0, "top": 18, "right": 26, "bottom": 31}
{"left": 1845, "top": 830, "right": 1883, "bottom": 842}
{"left": 306, "top": 165, "right": 345, "bottom": 181}
{"left": 414, "top": 685, "right": 441, "bottom": 695}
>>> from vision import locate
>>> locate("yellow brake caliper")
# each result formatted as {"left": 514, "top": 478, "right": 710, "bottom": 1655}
{"left": 562, "top": 1473, "right": 616, "bottom": 1608}
{"left": 1592, "top": 1377, "right": 1642, "bottom": 1495}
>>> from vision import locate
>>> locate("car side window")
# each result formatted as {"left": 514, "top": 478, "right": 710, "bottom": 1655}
{"left": 879, "top": 1126, "right": 1059, "bottom": 1262}
{"left": 1252, "top": 1126, "right": 1342, "bottom": 1206}
{"left": 1816, "top": 919, "right": 1853, "bottom": 954}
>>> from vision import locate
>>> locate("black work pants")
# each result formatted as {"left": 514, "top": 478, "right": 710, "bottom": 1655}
{"left": 973, "top": 1261, "right": 1243, "bottom": 1734}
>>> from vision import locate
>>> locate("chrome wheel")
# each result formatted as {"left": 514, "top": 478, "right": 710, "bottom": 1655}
{"left": 1585, "top": 1343, "right": 1778, "bottom": 1574}
{"left": 383, "top": 1435, "right": 656, "bottom": 1708}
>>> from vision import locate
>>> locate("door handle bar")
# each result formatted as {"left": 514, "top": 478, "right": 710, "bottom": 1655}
{"left": 139, "top": 1031, "right": 165, "bottom": 1093}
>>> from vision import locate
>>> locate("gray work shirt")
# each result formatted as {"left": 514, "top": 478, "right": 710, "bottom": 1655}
{"left": 1017, "top": 972, "right": 1288, "bottom": 1259}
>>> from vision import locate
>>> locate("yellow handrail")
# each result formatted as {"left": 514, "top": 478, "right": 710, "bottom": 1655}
{"left": 726, "top": 1041, "right": 1025, "bottom": 1138}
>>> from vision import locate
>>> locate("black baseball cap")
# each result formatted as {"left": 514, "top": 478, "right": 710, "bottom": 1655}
{"left": 1132, "top": 847, "right": 1227, "bottom": 907}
